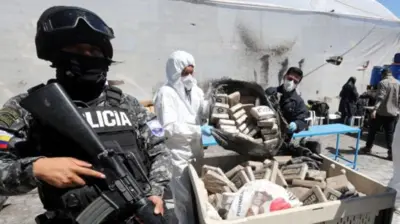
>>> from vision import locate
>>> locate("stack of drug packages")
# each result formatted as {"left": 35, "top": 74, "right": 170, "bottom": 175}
{"left": 202, "top": 157, "right": 365, "bottom": 220}
{"left": 210, "top": 91, "right": 280, "bottom": 147}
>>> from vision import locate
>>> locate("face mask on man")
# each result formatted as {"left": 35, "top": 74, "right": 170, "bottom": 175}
{"left": 283, "top": 79, "right": 297, "bottom": 92}
{"left": 181, "top": 74, "right": 196, "bottom": 90}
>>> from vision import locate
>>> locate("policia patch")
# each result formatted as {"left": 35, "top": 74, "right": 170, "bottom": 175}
{"left": 0, "top": 107, "right": 21, "bottom": 128}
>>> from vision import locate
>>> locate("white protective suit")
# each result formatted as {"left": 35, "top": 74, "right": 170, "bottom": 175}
{"left": 388, "top": 120, "right": 400, "bottom": 210}
{"left": 154, "top": 50, "right": 205, "bottom": 224}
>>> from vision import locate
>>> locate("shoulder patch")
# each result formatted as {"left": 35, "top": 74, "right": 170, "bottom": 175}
{"left": 0, "top": 107, "right": 21, "bottom": 128}
{"left": 146, "top": 120, "right": 165, "bottom": 137}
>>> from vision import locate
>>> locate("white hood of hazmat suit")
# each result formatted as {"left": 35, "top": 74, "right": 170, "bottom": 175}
{"left": 153, "top": 50, "right": 205, "bottom": 224}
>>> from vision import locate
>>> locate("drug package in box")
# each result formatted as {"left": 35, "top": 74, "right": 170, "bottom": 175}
{"left": 189, "top": 152, "right": 396, "bottom": 224}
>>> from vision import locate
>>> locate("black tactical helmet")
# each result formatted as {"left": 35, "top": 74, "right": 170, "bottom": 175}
{"left": 35, "top": 6, "right": 115, "bottom": 61}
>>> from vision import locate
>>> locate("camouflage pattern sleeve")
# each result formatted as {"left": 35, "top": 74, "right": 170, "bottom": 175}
{"left": 0, "top": 94, "right": 42, "bottom": 196}
{"left": 123, "top": 94, "right": 172, "bottom": 197}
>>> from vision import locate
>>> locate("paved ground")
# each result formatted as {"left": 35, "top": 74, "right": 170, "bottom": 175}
{"left": 0, "top": 132, "right": 398, "bottom": 223}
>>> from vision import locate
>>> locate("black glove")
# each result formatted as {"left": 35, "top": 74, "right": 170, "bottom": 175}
{"left": 211, "top": 128, "right": 277, "bottom": 158}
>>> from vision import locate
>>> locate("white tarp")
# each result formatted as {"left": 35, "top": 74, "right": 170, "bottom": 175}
{"left": 1, "top": 0, "right": 400, "bottom": 111}
{"left": 205, "top": 0, "right": 399, "bottom": 21}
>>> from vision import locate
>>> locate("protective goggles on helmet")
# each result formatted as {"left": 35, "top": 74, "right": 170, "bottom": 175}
{"left": 41, "top": 9, "right": 115, "bottom": 39}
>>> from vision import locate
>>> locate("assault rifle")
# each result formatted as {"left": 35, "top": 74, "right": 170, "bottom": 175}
{"left": 19, "top": 83, "right": 166, "bottom": 224}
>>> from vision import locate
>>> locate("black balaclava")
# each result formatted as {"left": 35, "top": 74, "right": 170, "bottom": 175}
{"left": 52, "top": 51, "right": 112, "bottom": 102}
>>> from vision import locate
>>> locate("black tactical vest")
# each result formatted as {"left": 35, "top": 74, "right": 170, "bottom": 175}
{"left": 33, "top": 86, "right": 150, "bottom": 217}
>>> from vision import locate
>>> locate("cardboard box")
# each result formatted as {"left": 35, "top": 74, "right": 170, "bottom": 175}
{"left": 189, "top": 151, "right": 395, "bottom": 224}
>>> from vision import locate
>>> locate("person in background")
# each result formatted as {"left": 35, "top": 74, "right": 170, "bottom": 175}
{"left": 361, "top": 68, "right": 400, "bottom": 160}
{"left": 153, "top": 50, "right": 210, "bottom": 224}
{"left": 265, "top": 67, "right": 309, "bottom": 139}
{"left": 359, "top": 85, "right": 378, "bottom": 129}
{"left": 338, "top": 77, "right": 359, "bottom": 124}
{"left": 388, "top": 119, "right": 400, "bottom": 213}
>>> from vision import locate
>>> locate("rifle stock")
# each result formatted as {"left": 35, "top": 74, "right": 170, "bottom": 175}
{"left": 20, "top": 83, "right": 166, "bottom": 224}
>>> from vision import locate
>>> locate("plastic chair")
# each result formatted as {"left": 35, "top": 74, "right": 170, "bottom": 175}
{"left": 327, "top": 113, "right": 341, "bottom": 124}
{"left": 350, "top": 116, "right": 364, "bottom": 128}
{"left": 314, "top": 117, "right": 325, "bottom": 125}
{"left": 305, "top": 110, "right": 316, "bottom": 126}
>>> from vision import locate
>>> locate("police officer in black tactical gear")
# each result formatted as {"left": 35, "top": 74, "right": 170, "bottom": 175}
{"left": 265, "top": 67, "right": 309, "bottom": 139}
{"left": 0, "top": 6, "right": 172, "bottom": 223}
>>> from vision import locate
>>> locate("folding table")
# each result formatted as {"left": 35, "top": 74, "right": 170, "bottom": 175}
{"left": 292, "top": 124, "right": 361, "bottom": 169}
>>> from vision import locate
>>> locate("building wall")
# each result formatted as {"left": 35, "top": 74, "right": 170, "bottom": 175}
{"left": 1, "top": 0, "right": 400, "bottom": 111}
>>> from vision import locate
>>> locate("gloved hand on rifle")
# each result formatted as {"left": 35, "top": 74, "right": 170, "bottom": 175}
{"left": 211, "top": 128, "right": 277, "bottom": 158}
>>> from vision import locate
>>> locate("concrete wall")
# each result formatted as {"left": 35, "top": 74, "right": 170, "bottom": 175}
{"left": 1, "top": 0, "right": 400, "bottom": 111}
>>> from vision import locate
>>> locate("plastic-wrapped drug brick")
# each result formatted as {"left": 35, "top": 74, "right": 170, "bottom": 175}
{"left": 244, "top": 166, "right": 256, "bottom": 181}
{"left": 263, "top": 133, "right": 279, "bottom": 141}
{"left": 225, "top": 165, "right": 244, "bottom": 179}
{"left": 292, "top": 179, "right": 327, "bottom": 189}
{"left": 257, "top": 118, "right": 277, "bottom": 128}
{"left": 288, "top": 187, "right": 310, "bottom": 199}
{"left": 230, "top": 170, "right": 250, "bottom": 189}
{"left": 218, "top": 193, "right": 236, "bottom": 219}
{"left": 269, "top": 161, "right": 279, "bottom": 183}
{"left": 220, "top": 125, "right": 239, "bottom": 133}
{"left": 229, "top": 103, "right": 243, "bottom": 115}
{"left": 202, "top": 165, "right": 230, "bottom": 181}
{"left": 250, "top": 106, "right": 275, "bottom": 120}
{"left": 306, "top": 170, "right": 327, "bottom": 182}
{"left": 218, "top": 119, "right": 236, "bottom": 127}
{"left": 261, "top": 124, "right": 278, "bottom": 135}
{"left": 232, "top": 109, "right": 246, "bottom": 120}
{"left": 281, "top": 163, "right": 308, "bottom": 181}
{"left": 242, "top": 161, "right": 264, "bottom": 171}
{"left": 235, "top": 114, "right": 248, "bottom": 126}
{"left": 248, "top": 127, "right": 259, "bottom": 137}
{"left": 254, "top": 167, "right": 271, "bottom": 180}
{"left": 324, "top": 187, "right": 342, "bottom": 201}
{"left": 215, "top": 94, "right": 229, "bottom": 104}
{"left": 228, "top": 91, "right": 241, "bottom": 106}
{"left": 238, "top": 122, "right": 248, "bottom": 132}
{"left": 211, "top": 113, "right": 229, "bottom": 123}
{"left": 203, "top": 170, "right": 238, "bottom": 193}
{"left": 213, "top": 103, "right": 229, "bottom": 113}
{"left": 242, "top": 104, "right": 254, "bottom": 115}
{"left": 263, "top": 138, "right": 279, "bottom": 148}
{"left": 326, "top": 175, "right": 351, "bottom": 193}
{"left": 276, "top": 170, "right": 288, "bottom": 188}
{"left": 300, "top": 186, "right": 327, "bottom": 205}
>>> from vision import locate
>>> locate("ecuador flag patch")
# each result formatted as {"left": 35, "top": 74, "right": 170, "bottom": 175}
{"left": 0, "top": 130, "right": 13, "bottom": 150}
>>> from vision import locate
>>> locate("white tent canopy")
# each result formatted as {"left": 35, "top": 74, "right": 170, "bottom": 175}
{"left": 206, "top": 0, "right": 399, "bottom": 21}
{"left": 1, "top": 0, "right": 400, "bottom": 111}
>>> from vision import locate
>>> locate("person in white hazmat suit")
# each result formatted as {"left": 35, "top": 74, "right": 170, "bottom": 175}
{"left": 388, "top": 119, "right": 400, "bottom": 213}
{"left": 153, "top": 50, "right": 211, "bottom": 224}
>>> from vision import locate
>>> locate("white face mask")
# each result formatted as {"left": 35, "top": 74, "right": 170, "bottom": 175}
{"left": 181, "top": 75, "right": 196, "bottom": 90}
{"left": 283, "top": 79, "right": 297, "bottom": 92}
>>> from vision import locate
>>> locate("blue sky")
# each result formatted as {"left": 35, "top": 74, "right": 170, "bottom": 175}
{"left": 378, "top": 0, "right": 400, "bottom": 18}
